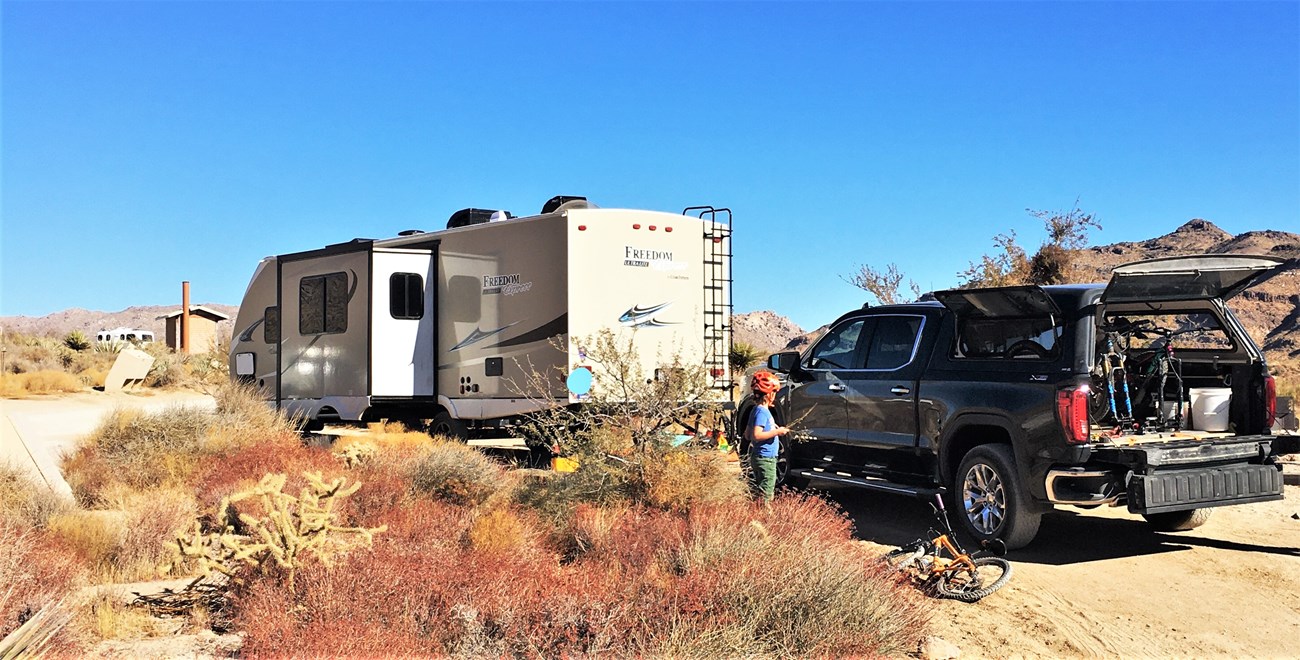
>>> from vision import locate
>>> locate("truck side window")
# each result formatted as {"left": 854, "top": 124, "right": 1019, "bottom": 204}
{"left": 865, "top": 316, "right": 923, "bottom": 370}
{"left": 954, "top": 316, "right": 1059, "bottom": 359}
{"left": 806, "top": 319, "right": 865, "bottom": 370}
{"left": 263, "top": 306, "right": 280, "bottom": 343}
{"left": 299, "top": 272, "right": 349, "bottom": 335}
{"left": 389, "top": 273, "right": 424, "bottom": 320}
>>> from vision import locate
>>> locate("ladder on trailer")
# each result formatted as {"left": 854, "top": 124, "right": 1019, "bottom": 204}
{"left": 685, "top": 206, "right": 733, "bottom": 400}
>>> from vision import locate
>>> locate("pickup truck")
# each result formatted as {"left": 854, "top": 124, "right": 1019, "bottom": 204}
{"left": 741, "top": 255, "right": 1293, "bottom": 549}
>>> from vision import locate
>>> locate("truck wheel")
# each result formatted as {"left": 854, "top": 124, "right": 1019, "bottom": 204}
{"left": 1143, "top": 508, "right": 1212, "bottom": 532}
{"left": 430, "top": 411, "right": 468, "bottom": 441}
{"left": 955, "top": 445, "right": 1041, "bottom": 550}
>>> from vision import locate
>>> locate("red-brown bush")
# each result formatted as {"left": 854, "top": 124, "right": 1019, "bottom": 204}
{"left": 232, "top": 492, "right": 928, "bottom": 657}
{"left": 193, "top": 441, "right": 339, "bottom": 512}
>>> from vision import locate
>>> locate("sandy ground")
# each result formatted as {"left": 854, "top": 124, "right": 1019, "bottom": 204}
{"left": 830, "top": 471, "right": 1300, "bottom": 659}
{"left": 7, "top": 390, "right": 1298, "bottom": 657}
{"left": 0, "top": 389, "right": 215, "bottom": 498}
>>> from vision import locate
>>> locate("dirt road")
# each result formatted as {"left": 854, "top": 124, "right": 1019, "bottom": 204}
{"left": 831, "top": 473, "right": 1300, "bottom": 658}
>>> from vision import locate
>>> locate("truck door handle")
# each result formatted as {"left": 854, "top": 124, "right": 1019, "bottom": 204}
{"left": 829, "top": 383, "right": 846, "bottom": 392}
{"left": 890, "top": 386, "right": 911, "bottom": 396}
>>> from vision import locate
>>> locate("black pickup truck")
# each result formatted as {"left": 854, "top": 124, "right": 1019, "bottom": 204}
{"left": 741, "top": 255, "right": 1293, "bottom": 549}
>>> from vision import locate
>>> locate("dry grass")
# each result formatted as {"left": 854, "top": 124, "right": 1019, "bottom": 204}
{"left": 0, "top": 370, "right": 84, "bottom": 397}
{"left": 0, "top": 464, "right": 68, "bottom": 528}
{"left": 63, "top": 383, "right": 300, "bottom": 506}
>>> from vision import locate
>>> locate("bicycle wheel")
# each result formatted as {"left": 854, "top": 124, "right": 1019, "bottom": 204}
{"left": 934, "top": 556, "right": 1012, "bottom": 603}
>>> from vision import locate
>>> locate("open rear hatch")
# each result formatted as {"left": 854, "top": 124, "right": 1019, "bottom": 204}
{"left": 932, "top": 285, "right": 1062, "bottom": 319}
{"left": 1101, "top": 254, "right": 1285, "bottom": 304}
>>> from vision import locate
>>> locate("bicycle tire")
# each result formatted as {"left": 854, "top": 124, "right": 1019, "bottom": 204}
{"left": 934, "top": 556, "right": 1012, "bottom": 603}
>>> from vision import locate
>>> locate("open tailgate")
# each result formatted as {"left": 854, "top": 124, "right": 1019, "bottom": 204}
{"left": 1092, "top": 435, "right": 1284, "bottom": 514}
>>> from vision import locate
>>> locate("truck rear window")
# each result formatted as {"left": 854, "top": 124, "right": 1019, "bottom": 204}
{"left": 954, "top": 317, "right": 1060, "bottom": 359}
{"left": 1103, "top": 312, "right": 1232, "bottom": 351}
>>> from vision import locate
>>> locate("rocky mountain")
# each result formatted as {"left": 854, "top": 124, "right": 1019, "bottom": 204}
{"left": 731, "top": 310, "right": 806, "bottom": 352}
{"left": 737, "top": 219, "right": 1300, "bottom": 378}
{"left": 1, "top": 304, "right": 239, "bottom": 340}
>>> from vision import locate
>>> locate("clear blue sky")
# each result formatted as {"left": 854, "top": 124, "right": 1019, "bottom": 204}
{"left": 3, "top": 1, "right": 1297, "bottom": 331}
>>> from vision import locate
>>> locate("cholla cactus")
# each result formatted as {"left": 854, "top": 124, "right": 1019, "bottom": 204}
{"left": 177, "top": 472, "right": 385, "bottom": 590}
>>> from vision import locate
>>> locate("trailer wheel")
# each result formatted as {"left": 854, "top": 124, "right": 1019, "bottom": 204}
{"left": 1143, "top": 508, "right": 1212, "bottom": 532}
{"left": 955, "top": 445, "right": 1042, "bottom": 550}
{"left": 430, "top": 411, "right": 468, "bottom": 441}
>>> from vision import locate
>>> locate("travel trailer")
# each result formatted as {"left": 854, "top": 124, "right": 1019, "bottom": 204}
{"left": 95, "top": 328, "right": 156, "bottom": 344}
{"left": 229, "top": 196, "right": 732, "bottom": 438}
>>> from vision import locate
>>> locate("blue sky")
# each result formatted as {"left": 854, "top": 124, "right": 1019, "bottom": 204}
{"left": 3, "top": 1, "right": 1297, "bottom": 331}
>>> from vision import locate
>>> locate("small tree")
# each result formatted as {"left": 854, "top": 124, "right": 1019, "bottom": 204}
{"left": 843, "top": 263, "right": 922, "bottom": 305}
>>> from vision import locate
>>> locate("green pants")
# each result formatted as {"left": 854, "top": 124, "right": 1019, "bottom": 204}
{"left": 748, "top": 454, "right": 778, "bottom": 501}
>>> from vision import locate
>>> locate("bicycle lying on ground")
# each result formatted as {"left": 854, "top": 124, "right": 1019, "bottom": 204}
{"left": 883, "top": 492, "right": 1013, "bottom": 603}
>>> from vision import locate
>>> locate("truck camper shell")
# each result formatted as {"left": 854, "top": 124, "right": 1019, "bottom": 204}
{"left": 229, "top": 198, "right": 732, "bottom": 435}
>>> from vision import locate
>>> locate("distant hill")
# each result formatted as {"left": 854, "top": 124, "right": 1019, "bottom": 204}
{"left": 736, "top": 219, "right": 1300, "bottom": 379}
{"left": 1, "top": 304, "right": 238, "bottom": 340}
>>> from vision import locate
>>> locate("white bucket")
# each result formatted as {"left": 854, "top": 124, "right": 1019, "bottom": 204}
{"left": 1160, "top": 400, "right": 1190, "bottom": 428}
{"left": 1189, "top": 387, "right": 1231, "bottom": 432}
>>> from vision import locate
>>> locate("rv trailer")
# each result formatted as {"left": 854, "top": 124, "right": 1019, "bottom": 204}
{"left": 229, "top": 196, "right": 733, "bottom": 438}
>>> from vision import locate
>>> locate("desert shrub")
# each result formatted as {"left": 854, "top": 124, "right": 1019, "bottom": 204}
{"left": 409, "top": 441, "right": 508, "bottom": 506}
{"left": 0, "top": 464, "right": 67, "bottom": 528}
{"left": 63, "top": 331, "right": 90, "bottom": 352}
{"left": 144, "top": 355, "right": 189, "bottom": 388}
{"left": 466, "top": 506, "right": 535, "bottom": 554}
{"left": 108, "top": 486, "right": 197, "bottom": 581}
{"left": 64, "top": 384, "right": 302, "bottom": 505}
{"left": 638, "top": 448, "right": 746, "bottom": 512}
{"left": 193, "top": 441, "right": 339, "bottom": 513}
{"left": 232, "top": 493, "right": 924, "bottom": 658}
{"left": 729, "top": 341, "right": 765, "bottom": 373}
{"left": 64, "top": 406, "right": 211, "bottom": 504}
{"left": 46, "top": 510, "right": 125, "bottom": 571}
{"left": 0, "top": 522, "right": 84, "bottom": 649}
{"left": 0, "top": 370, "right": 84, "bottom": 397}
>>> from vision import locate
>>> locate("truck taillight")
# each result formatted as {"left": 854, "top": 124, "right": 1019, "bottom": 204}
{"left": 1265, "top": 375, "right": 1277, "bottom": 429}
{"left": 1056, "top": 385, "right": 1091, "bottom": 444}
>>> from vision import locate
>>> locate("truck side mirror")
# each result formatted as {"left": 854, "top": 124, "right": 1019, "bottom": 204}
{"left": 767, "top": 351, "right": 799, "bottom": 373}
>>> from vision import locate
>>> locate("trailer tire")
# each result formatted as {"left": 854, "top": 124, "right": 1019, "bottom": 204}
{"left": 955, "top": 444, "right": 1042, "bottom": 550}
{"left": 1143, "top": 508, "right": 1212, "bottom": 532}
{"left": 430, "top": 411, "right": 468, "bottom": 441}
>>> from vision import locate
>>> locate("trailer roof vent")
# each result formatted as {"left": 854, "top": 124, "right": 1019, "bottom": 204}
{"left": 397, "top": 229, "right": 425, "bottom": 236}
{"left": 447, "top": 208, "right": 499, "bottom": 229}
{"left": 542, "top": 195, "right": 595, "bottom": 214}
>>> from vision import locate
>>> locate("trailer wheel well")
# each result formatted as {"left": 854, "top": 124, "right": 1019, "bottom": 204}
{"left": 942, "top": 424, "right": 1012, "bottom": 484}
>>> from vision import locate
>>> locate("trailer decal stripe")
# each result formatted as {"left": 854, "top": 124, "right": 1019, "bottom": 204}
{"left": 450, "top": 321, "right": 521, "bottom": 352}
{"left": 490, "top": 313, "right": 568, "bottom": 349}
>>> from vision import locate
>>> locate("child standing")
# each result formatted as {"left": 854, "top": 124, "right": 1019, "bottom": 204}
{"left": 746, "top": 371, "right": 790, "bottom": 502}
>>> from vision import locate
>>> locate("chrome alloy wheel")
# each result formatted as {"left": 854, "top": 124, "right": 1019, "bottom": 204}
{"left": 963, "top": 464, "right": 1006, "bottom": 535}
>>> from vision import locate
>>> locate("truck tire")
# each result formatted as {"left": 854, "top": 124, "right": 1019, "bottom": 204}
{"left": 1143, "top": 508, "right": 1212, "bottom": 532}
{"left": 955, "top": 445, "right": 1042, "bottom": 550}
{"left": 429, "top": 411, "right": 468, "bottom": 441}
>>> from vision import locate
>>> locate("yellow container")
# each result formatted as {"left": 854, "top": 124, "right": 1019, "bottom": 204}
{"left": 552, "top": 456, "right": 580, "bottom": 473}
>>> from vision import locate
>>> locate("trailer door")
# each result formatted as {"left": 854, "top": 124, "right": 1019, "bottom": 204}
{"left": 372, "top": 249, "right": 435, "bottom": 397}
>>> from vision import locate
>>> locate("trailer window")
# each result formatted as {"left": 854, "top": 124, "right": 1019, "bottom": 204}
{"left": 299, "top": 272, "right": 349, "bottom": 335}
{"left": 389, "top": 273, "right": 424, "bottom": 320}
{"left": 263, "top": 306, "right": 280, "bottom": 343}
